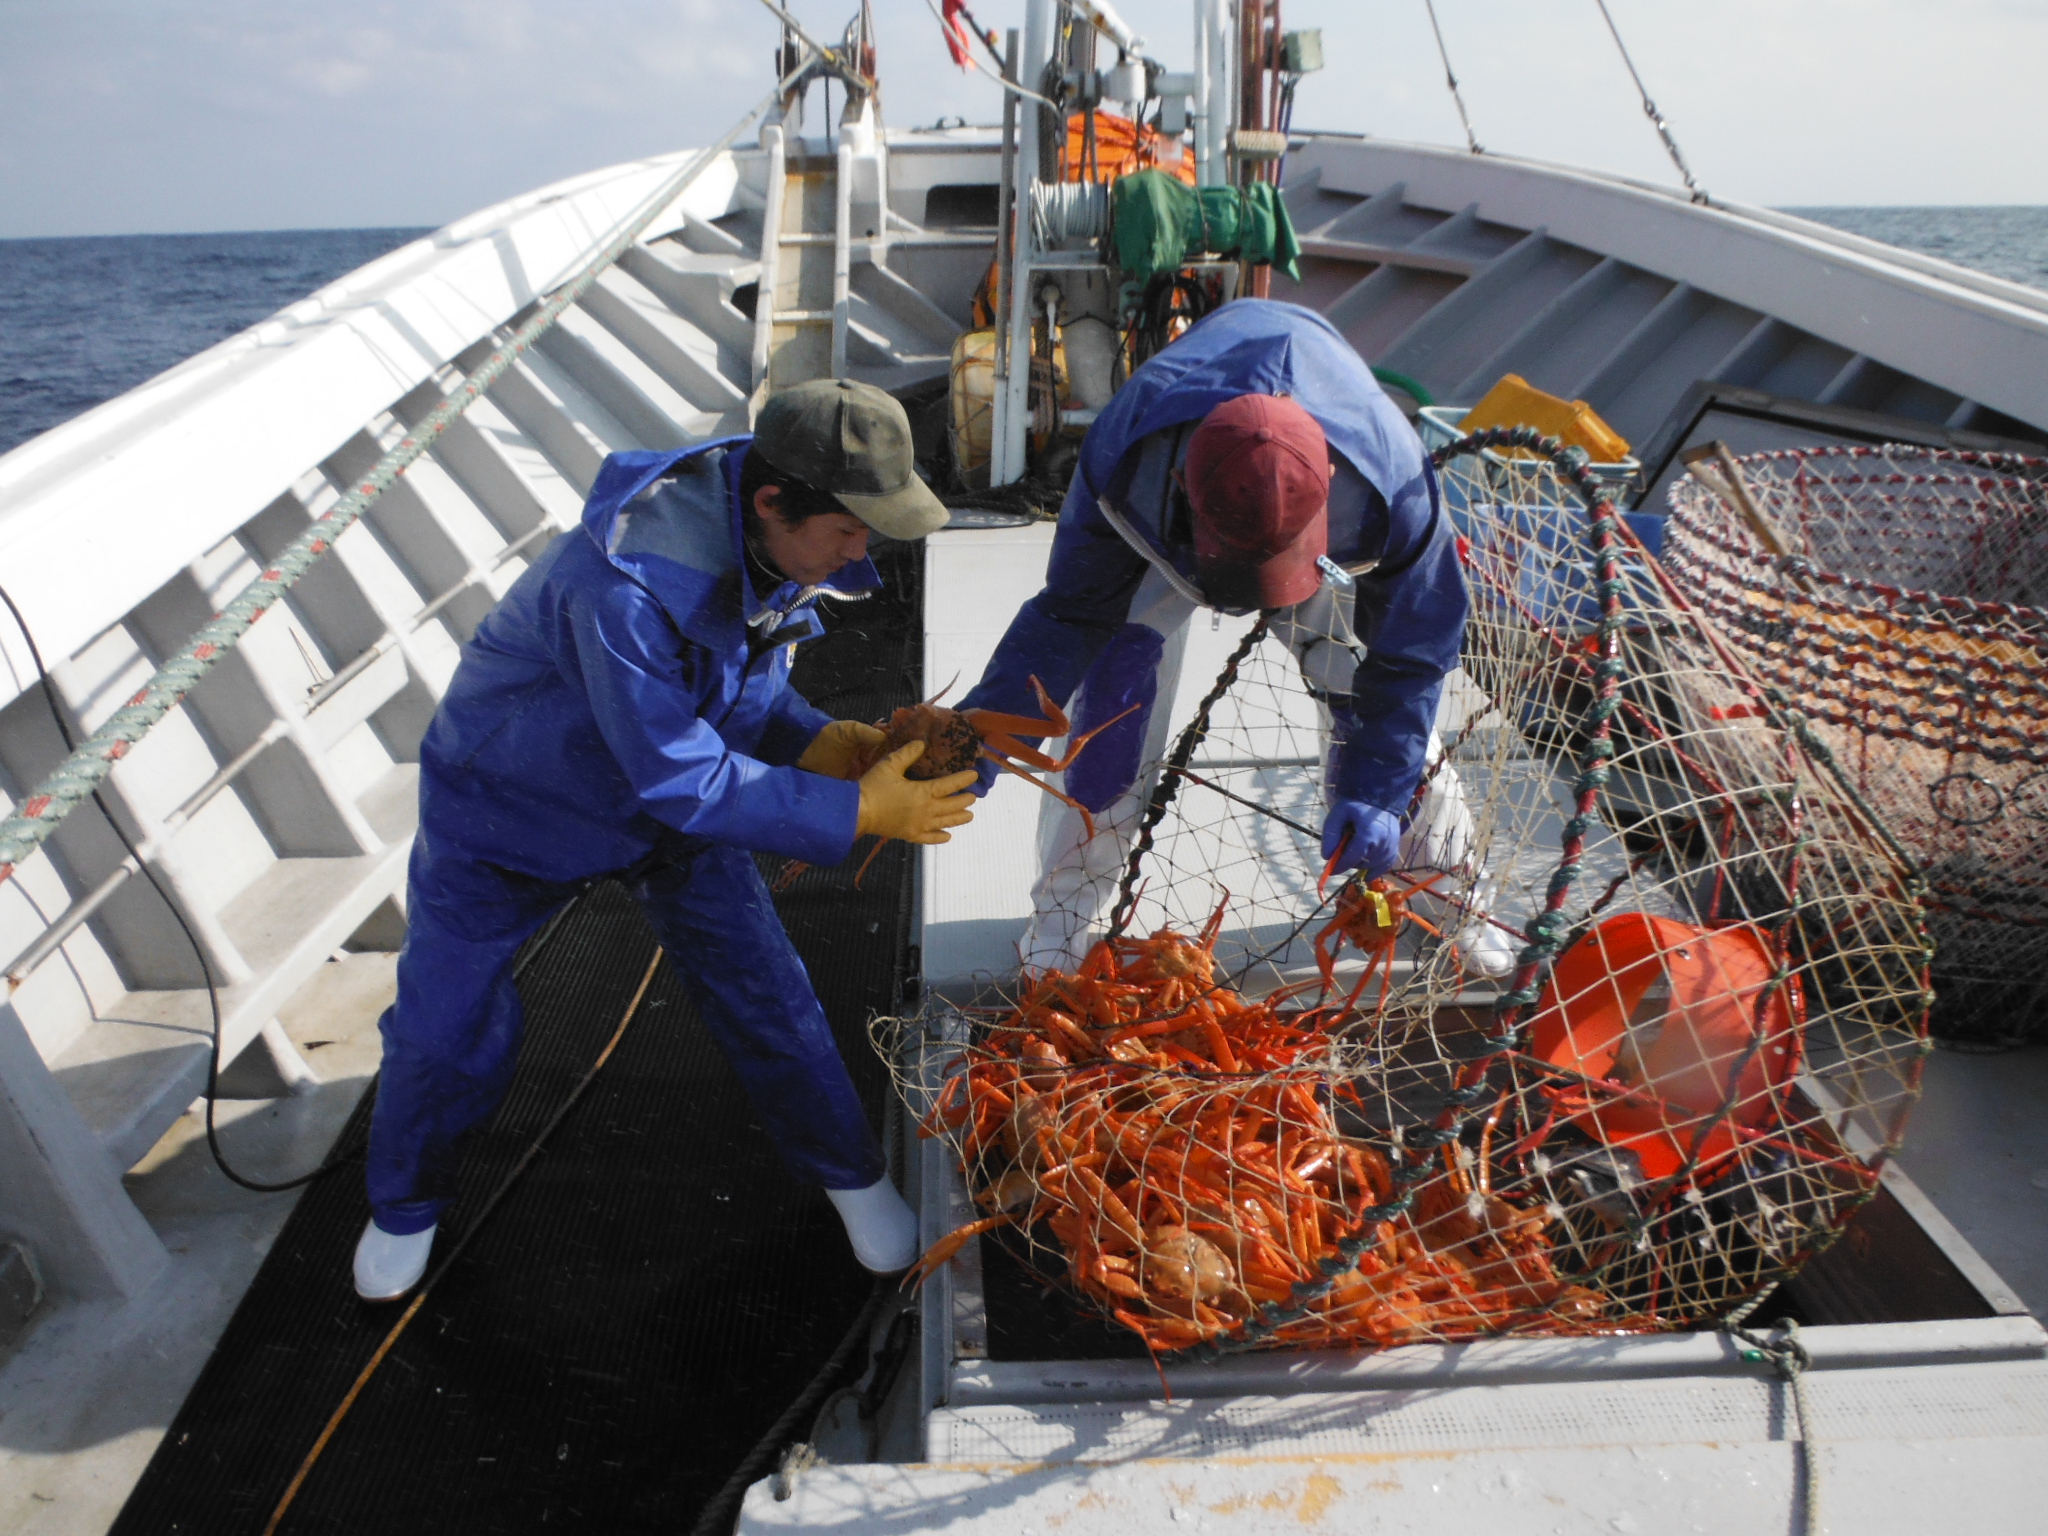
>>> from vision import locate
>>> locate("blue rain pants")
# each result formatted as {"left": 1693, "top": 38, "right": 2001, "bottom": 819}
{"left": 364, "top": 827, "right": 884, "bottom": 1235}
{"left": 362, "top": 437, "right": 888, "bottom": 1235}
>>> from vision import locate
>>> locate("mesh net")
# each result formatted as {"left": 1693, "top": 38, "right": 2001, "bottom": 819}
{"left": 1662, "top": 445, "right": 2048, "bottom": 1045}
{"left": 884, "top": 431, "right": 1931, "bottom": 1357}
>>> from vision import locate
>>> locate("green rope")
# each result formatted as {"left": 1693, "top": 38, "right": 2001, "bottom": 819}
{"left": 1727, "top": 1316, "right": 1822, "bottom": 1533}
{"left": 1371, "top": 367, "right": 1435, "bottom": 408}
{"left": 0, "top": 72, "right": 807, "bottom": 885}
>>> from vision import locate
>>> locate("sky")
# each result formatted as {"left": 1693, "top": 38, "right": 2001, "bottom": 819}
{"left": 2, "top": 0, "right": 2044, "bottom": 239}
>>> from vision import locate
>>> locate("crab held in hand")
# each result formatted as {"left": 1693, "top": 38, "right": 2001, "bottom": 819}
{"left": 780, "top": 675, "right": 1136, "bottom": 890}
{"left": 854, "top": 675, "right": 1135, "bottom": 842}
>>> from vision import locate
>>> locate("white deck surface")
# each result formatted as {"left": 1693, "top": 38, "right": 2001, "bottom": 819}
{"left": 919, "top": 521, "right": 1058, "bottom": 987}
{"left": 0, "top": 955, "right": 390, "bottom": 1536}
{"left": 919, "top": 522, "right": 1266, "bottom": 989}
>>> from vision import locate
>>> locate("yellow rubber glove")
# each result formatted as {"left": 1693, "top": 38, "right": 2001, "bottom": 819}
{"left": 796, "top": 720, "right": 889, "bottom": 781}
{"left": 856, "top": 741, "right": 978, "bottom": 845}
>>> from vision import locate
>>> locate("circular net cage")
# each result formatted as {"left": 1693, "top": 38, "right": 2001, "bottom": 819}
{"left": 1663, "top": 445, "right": 2048, "bottom": 1045}
{"left": 883, "top": 430, "right": 1930, "bottom": 1358}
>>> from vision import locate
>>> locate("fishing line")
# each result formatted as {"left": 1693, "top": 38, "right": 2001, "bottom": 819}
{"left": 0, "top": 583, "right": 361, "bottom": 1190}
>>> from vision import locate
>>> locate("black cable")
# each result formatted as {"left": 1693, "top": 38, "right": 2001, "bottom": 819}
{"left": 0, "top": 583, "right": 358, "bottom": 1190}
{"left": 685, "top": 1279, "right": 896, "bottom": 1536}
{"left": 0, "top": 586, "right": 609, "bottom": 1193}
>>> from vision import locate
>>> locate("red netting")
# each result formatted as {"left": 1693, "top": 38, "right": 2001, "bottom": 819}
{"left": 1663, "top": 445, "right": 2048, "bottom": 1043}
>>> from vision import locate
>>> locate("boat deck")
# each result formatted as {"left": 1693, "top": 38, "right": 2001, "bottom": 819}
{"left": 0, "top": 523, "right": 2044, "bottom": 1532}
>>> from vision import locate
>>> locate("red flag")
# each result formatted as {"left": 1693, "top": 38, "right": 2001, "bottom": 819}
{"left": 939, "top": 0, "right": 974, "bottom": 69}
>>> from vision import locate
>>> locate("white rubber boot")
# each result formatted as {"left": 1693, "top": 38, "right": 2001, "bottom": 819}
{"left": 825, "top": 1177, "right": 920, "bottom": 1274}
{"left": 352, "top": 1217, "right": 436, "bottom": 1301}
{"left": 1452, "top": 875, "right": 1522, "bottom": 981}
{"left": 1455, "top": 917, "right": 1522, "bottom": 980}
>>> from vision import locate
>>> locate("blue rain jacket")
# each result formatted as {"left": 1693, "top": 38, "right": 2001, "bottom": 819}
{"left": 415, "top": 438, "right": 873, "bottom": 877}
{"left": 959, "top": 299, "right": 1468, "bottom": 816}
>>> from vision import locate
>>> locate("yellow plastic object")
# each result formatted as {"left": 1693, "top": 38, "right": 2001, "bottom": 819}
{"left": 1459, "top": 373, "right": 1631, "bottom": 463}
{"left": 949, "top": 328, "right": 999, "bottom": 485}
{"left": 949, "top": 327, "right": 1069, "bottom": 489}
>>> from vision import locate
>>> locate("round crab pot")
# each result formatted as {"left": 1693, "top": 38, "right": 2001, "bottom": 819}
{"left": 1662, "top": 445, "right": 2048, "bottom": 1044}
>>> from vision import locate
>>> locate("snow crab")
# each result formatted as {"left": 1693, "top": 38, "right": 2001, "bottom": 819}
{"left": 813, "top": 676, "right": 1136, "bottom": 888}
{"left": 1314, "top": 871, "right": 1454, "bottom": 1020}
{"left": 854, "top": 674, "right": 1137, "bottom": 840}
{"left": 902, "top": 922, "right": 1610, "bottom": 1354}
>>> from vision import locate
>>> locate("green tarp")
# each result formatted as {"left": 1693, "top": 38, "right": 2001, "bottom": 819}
{"left": 1110, "top": 170, "right": 1303, "bottom": 285}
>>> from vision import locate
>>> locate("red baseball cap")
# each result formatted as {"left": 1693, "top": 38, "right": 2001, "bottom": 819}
{"left": 1184, "top": 393, "right": 1331, "bottom": 609}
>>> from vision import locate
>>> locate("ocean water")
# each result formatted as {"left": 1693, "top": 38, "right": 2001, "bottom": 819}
{"left": 0, "top": 227, "right": 428, "bottom": 457}
{"left": 1785, "top": 205, "right": 2048, "bottom": 291}
{"left": 1, "top": 210, "right": 2043, "bottom": 461}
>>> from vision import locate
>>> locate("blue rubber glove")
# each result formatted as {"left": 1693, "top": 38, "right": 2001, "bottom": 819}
{"left": 971, "top": 755, "right": 1002, "bottom": 798}
{"left": 1322, "top": 801, "right": 1402, "bottom": 881}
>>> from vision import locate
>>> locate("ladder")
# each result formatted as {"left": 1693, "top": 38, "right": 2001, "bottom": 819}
{"left": 750, "top": 118, "right": 856, "bottom": 411}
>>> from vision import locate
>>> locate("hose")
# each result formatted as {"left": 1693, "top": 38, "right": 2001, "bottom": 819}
{"left": 0, "top": 580, "right": 583, "bottom": 1195}
{"left": 260, "top": 947, "right": 665, "bottom": 1535}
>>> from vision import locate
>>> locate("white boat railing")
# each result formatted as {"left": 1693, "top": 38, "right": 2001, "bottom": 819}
{"left": 0, "top": 73, "right": 806, "bottom": 893}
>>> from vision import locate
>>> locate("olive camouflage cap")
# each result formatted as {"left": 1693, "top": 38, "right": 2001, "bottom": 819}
{"left": 753, "top": 378, "right": 949, "bottom": 539}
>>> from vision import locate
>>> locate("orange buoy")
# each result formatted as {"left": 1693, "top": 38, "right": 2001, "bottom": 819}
{"left": 1526, "top": 913, "right": 1802, "bottom": 1179}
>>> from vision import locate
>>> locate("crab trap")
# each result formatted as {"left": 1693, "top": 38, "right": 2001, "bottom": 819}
{"left": 883, "top": 430, "right": 1932, "bottom": 1358}
{"left": 1663, "top": 444, "right": 2048, "bottom": 1045}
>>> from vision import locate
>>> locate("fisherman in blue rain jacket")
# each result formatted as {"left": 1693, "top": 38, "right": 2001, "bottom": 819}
{"left": 351, "top": 380, "right": 976, "bottom": 1302}
{"left": 959, "top": 299, "right": 1513, "bottom": 976}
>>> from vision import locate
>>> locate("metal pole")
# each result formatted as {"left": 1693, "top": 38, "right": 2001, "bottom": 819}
{"left": 831, "top": 134, "right": 854, "bottom": 378}
{"left": 1210, "top": 0, "right": 1234, "bottom": 186}
{"left": 995, "top": 0, "right": 1050, "bottom": 485}
{"left": 993, "top": 30, "right": 1020, "bottom": 389}
{"left": 751, "top": 121, "right": 789, "bottom": 409}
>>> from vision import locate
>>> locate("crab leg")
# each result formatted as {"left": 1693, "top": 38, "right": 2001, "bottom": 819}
{"left": 986, "top": 752, "right": 1103, "bottom": 841}
{"left": 984, "top": 700, "right": 1142, "bottom": 774}
{"left": 959, "top": 675, "right": 1070, "bottom": 739}
{"left": 904, "top": 1213, "right": 1015, "bottom": 1289}
{"left": 969, "top": 675, "right": 1141, "bottom": 772}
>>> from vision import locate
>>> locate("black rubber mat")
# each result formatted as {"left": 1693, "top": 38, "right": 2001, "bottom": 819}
{"left": 114, "top": 545, "right": 923, "bottom": 1535}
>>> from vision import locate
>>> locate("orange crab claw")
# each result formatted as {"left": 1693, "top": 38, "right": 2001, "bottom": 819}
{"left": 969, "top": 676, "right": 1141, "bottom": 774}
{"left": 903, "top": 1214, "right": 1015, "bottom": 1290}
{"left": 959, "top": 674, "right": 1072, "bottom": 741}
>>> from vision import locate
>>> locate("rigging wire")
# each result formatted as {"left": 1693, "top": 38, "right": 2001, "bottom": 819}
{"left": 920, "top": 0, "right": 1058, "bottom": 106}
{"left": 1592, "top": 0, "right": 1708, "bottom": 203}
{"left": 1421, "top": 0, "right": 1484, "bottom": 155}
{"left": 753, "top": 0, "right": 874, "bottom": 90}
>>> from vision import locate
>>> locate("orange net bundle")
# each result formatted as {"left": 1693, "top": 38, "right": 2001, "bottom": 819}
{"left": 1057, "top": 109, "right": 1196, "bottom": 185}
{"left": 888, "top": 431, "right": 1929, "bottom": 1359}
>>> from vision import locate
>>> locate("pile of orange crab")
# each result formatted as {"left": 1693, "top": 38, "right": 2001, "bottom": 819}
{"left": 912, "top": 912, "right": 1616, "bottom": 1355}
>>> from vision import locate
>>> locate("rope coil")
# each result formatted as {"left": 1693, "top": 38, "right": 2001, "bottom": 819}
{"left": 1031, "top": 179, "right": 1112, "bottom": 247}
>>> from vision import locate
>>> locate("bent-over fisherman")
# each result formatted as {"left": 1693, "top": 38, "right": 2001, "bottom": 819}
{"left": 959, "top": 298, "right": 1514, "bottom": 976}
{"left": 352, "top": 380, "right": 971, "bottom": 1301}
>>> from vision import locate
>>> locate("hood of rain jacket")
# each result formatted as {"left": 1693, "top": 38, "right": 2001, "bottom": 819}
{"left": 414, "top": 438, "right": 878, "bottom": 879}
